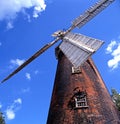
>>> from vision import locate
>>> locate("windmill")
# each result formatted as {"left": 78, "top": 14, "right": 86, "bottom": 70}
{"left": 1, "top": 0, "right": 120, "bottom": 123}
{"left": 1, "top": 0, "right": 114, "bottom": 83}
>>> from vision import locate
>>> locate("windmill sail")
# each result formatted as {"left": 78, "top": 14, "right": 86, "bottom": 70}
{"left": 59, "top": 32, "right": 104, "bottom": 67}
{"left": 1, "top": 38, "right": 60, "bottom": 83}
{"left": 71, "top": 0, "right": 114, "bottom": 29}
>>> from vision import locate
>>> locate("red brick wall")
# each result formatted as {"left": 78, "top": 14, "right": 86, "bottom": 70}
{"left": 47, "top": 52, "right": 120, "bottom": 124}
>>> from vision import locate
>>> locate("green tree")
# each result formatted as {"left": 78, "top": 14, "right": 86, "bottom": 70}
{"left": 111, "top": 89, "right": 120, "bottom": 111}
{"left": 0, "top": 112, "right": 5, "bottom": 124}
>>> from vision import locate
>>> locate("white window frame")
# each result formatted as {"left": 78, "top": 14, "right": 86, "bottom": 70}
{"left": 74, "top": 94, "right": 88, "bottom": 109}
{"left": 72, "top": 66, "right": 81, "bottom": 74}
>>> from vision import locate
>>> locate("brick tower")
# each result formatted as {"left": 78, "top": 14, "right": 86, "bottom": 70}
{"left": 1, "top": 0, "right": 119, "bottom": 123}
{"left": 47, "top": 50, "right": 120, "bottom": 124}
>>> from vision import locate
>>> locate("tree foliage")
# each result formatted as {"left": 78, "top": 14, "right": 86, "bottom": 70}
{"left": 0, "top": 112, "right": 5, "bottom": 124}
{"left": 111, "top": 89, "right": 120, "bottom": 111}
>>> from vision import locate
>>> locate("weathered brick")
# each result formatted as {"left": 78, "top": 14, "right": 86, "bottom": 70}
{"left": 47, "top": 51, "right": 120, "bottom": 124}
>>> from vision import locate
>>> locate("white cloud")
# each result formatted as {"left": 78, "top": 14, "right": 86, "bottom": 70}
{"left": 5, "top": 98, "right": 22, "bottom": 120}
{"left": 6, "top": 21, "right": 14, "bottom": 30}
{"left": 106, "top": 40, "right": 117, "bottom": 54}
{"left": 6, "top": 109, "right": 15, "bottom": 120}
{"left": 21, "top": 87, "right": 30, "bottom": 93}
{"left": 25, "top": 72, "right": 31, "bottom": 80}
{"left": 14, "top": 98, "right": 22, "bottom": 104}
{"left": 0, "top": 0, "right": 46, "bottom": 21}
{"left": 9, "top": 58, "right": 25, "bottom": 69}
{"left": 10, "top": 58, "right": 25, "bottom": 66}
{"left": 106, "top": 40, "right": 120, "bottom": 70}
{"left": 34, "top": 70, "right": 39, "bottom": 74}
{"left": 0, "top": 103, "right": 2, "bottom": 109}
{"left": 22, "top": 9, "right": 31, "bottom": 22}
{"left": 112, "top": 44, "right": 120, "bottom": 56}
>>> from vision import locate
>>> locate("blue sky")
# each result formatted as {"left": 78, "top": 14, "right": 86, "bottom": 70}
{"left": 0, "top": 0, "right": 120, "bottom": 124}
